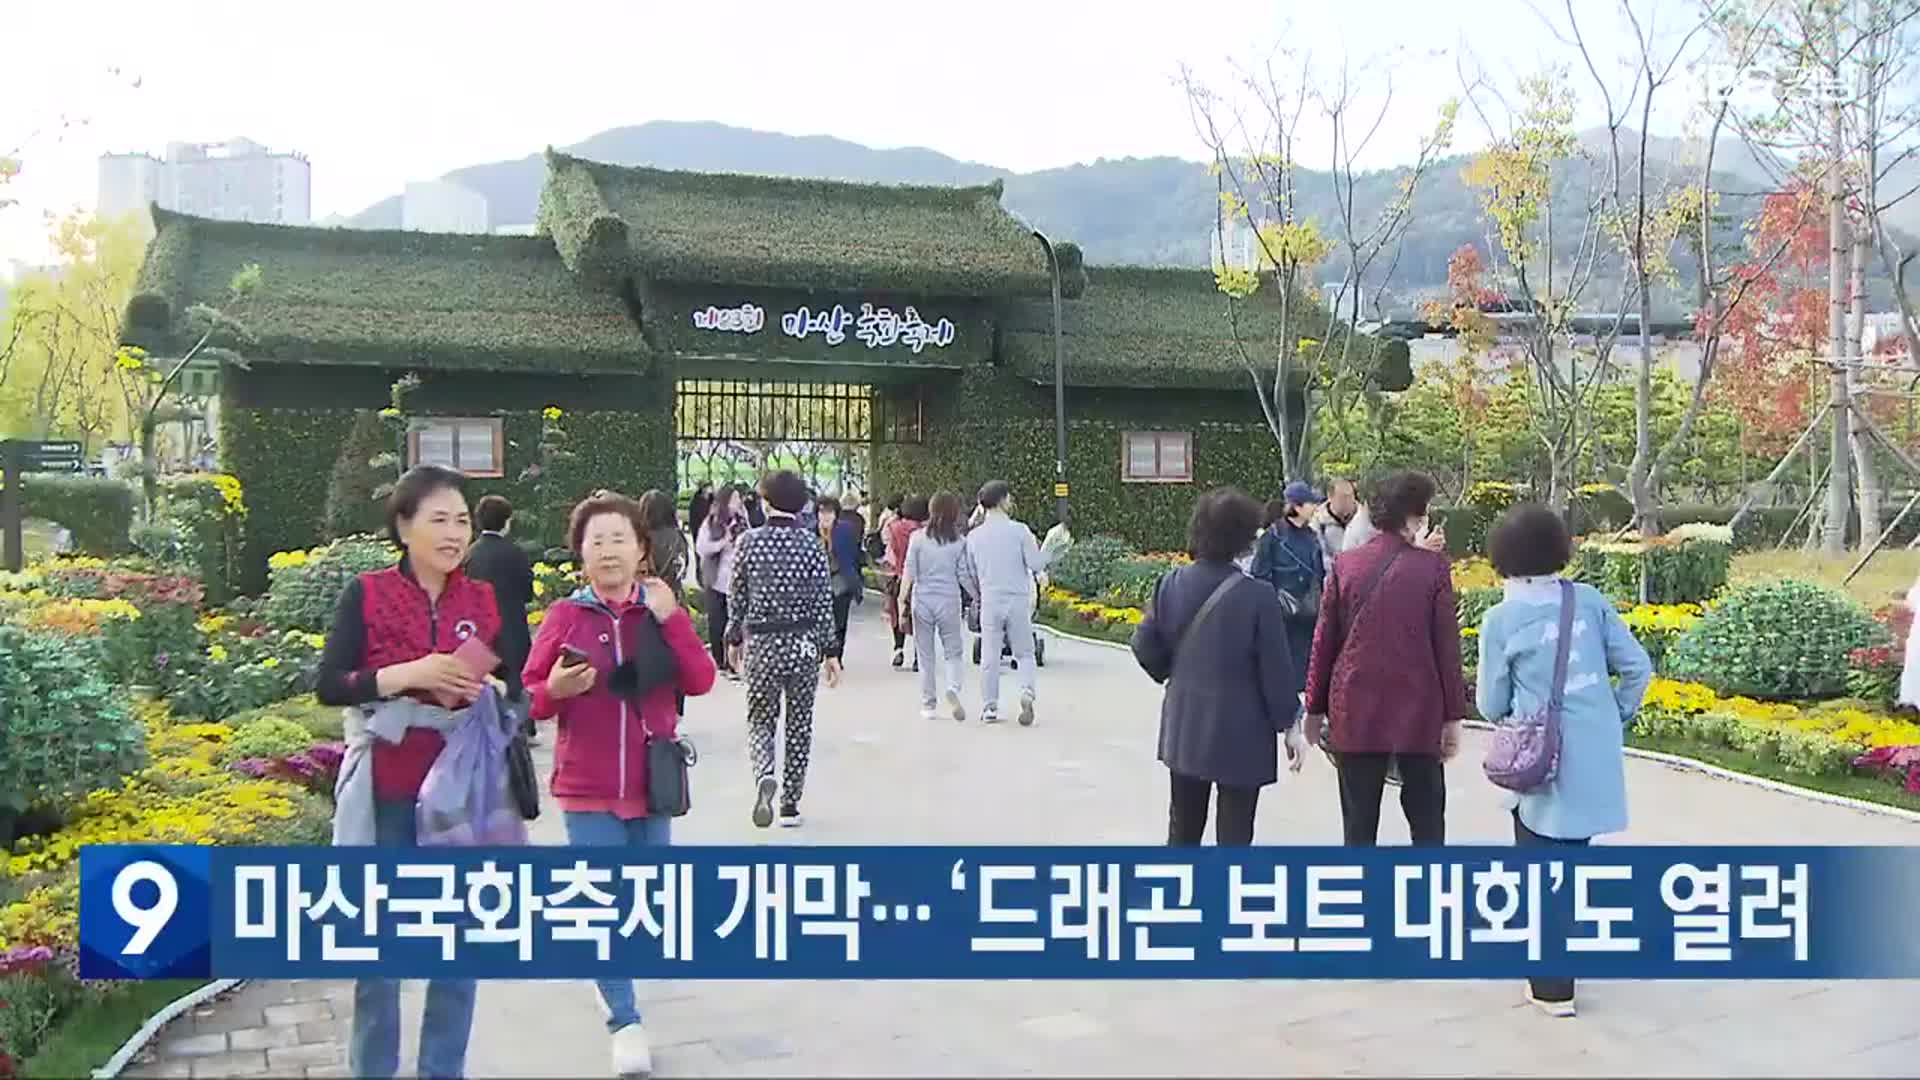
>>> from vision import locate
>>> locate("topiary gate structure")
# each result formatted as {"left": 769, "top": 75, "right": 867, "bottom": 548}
{"left": 122, "top": 150, "right": 1409, "bottom": 590}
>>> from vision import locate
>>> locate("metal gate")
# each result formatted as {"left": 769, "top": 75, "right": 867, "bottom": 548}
{"left": 674, "top": 380, "right": 922, "bottom": 494}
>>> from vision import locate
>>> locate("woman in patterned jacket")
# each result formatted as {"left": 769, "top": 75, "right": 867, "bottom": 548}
{"left": 726, "top": 470, "right": 842, "bottom": 828}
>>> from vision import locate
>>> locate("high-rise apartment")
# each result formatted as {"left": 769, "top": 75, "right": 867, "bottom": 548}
{"left": 98, "top": 137, "right": 311, "bottom": 225}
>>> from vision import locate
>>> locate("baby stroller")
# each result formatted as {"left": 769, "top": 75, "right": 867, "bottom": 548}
{"left": 966, "top": 594, "right": 1047, "bottom": 668}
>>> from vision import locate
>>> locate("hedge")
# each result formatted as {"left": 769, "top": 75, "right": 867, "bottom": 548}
{"left": 156, "top": 474, "right": 247, "bottom": 604}
{"left": 871, "top": 366, "right": 1289, "bottom": 553}
{"left": 5, "top": 475, "right": 136, "bottom": 557}
{"left": 220, "top": 369, "right": 673, "bottom": 593}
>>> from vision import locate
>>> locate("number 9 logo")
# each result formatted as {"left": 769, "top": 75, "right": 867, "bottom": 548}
{"left": 113, "top": 860, "right": 179, "bottom": 955}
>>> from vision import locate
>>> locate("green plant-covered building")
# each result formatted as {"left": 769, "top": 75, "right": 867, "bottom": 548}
{"left": 123, "top": 150, "right": 1408, "bottom": 588}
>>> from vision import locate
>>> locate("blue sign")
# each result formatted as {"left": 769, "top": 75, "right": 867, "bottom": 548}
{"left": 78, "top": 845, "right": 1918, "bottom": 981}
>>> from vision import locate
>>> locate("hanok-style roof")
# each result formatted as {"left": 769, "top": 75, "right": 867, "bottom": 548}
{"left": 539, "top": 150, "right": 1073, "bottom": 298}
{"left": 123, "top": 208, "right": 646, "bottom": 372}
{"left": 999, "top": 266, "right": 1408, "bottom": 391}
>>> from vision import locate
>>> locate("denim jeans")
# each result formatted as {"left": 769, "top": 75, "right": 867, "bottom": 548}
{"left": 562, "top": 811, "right": 673, "bottom": 1031}
{"left": 351, "top": 798, "right": 478, "bottom": 1079}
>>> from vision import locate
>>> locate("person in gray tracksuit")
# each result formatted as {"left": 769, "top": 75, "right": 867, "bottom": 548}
{"left": 725, "top": 471, "right": 840, "bottom": 829}
{"left": 903, "top": 490, "right": 980, "bottom": 723}
{"left": 964, "top": 480, "right": 1047, "bottom": 726}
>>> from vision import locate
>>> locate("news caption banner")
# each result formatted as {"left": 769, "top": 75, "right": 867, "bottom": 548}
{"left": 78, "top": 845, "right": 1913, "bottom": 982}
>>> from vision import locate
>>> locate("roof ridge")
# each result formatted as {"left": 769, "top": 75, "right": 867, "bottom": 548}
{"left": 548, "top": 149, "right": 1008, "bottom": 207}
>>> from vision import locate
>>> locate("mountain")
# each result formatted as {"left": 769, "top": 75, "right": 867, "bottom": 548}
{"left": 349, "top": 120, "right": 1905, "bottom": 316}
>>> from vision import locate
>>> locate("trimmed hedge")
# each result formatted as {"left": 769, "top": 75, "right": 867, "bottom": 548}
{"left": 871, "top": 366, "right": 1289, "bottom": 553}
{"left": 9, "top": 475, "right": 136, "bottom": 557}
{"left": 156, "top": 474, "right": 247, "bottom": 605}
{"left": 1570, "top": 531, "right": 1734, "bottom": 605}
{"left": 1669, "top": 580, "right": 1887, "bottom": 699}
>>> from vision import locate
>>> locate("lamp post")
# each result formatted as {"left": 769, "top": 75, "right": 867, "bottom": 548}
{"left": 1019, "top": 222, "right": 1069, "bottom": 526}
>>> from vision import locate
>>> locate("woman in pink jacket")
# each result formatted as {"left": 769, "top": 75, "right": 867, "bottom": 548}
{"left": 522, "top": 490, "right": 716, "bottom": 1079}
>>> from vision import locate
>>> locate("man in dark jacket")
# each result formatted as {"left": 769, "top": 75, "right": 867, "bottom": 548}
{"left": 465, "top": 495, "right": 536, "bottom": 735}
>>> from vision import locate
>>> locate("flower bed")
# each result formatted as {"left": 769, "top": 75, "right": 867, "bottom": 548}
{"left": 1635, "top": 677, "right": 1920, "bottom": 789}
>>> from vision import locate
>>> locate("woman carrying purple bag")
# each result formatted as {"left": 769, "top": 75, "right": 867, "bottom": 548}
{"left": 1474, "top": 504, "right": 1652, "bottom": 1018}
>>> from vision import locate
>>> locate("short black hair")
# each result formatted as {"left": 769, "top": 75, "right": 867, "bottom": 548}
{"left": 385, "top": 465, "right": 468, "bottom": 546}
{"left": 474, "top": 494, "right": 513, "bottom": 533}
{"left": 816, "top": 495, "right": 841, "bottom": 515}
{"left": 1188, "top": 487, "right": 1263, "bottom": 563}
{"left": 1489, "top": 503, "right": 1575, "bottom": 579}
{"left": 1369, "top": 470, "right": 1437, "bottom": 534}
{"left": 901, "top": 495, "right": 931, "bottom": 522}
{"left": 978, "top": 480, "right": 1012, "bottom": 510}
{"left": 1263, "top": 499, "right": 1289, "bottom": 529}
{"left": 885, "top": 493, "right": 904, "bottom": 513}
{"left": 761, "top": 470, "right": 810, "bottom": 515}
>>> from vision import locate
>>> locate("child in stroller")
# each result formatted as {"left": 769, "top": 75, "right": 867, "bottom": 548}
{"left": 966, "top": 592, "right": 1047, "bottom": 668}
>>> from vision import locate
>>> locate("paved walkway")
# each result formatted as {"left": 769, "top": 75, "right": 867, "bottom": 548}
{"left": 126, "top": 602, "right": 1920, "bottom": 1078}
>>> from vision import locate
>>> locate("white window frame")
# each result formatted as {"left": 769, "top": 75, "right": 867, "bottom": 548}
{"left": 1121, "top": 431, "right": 1193, "bottom": 484}
{"left": 407, "top": 417, "right": 505, "bottom": 478}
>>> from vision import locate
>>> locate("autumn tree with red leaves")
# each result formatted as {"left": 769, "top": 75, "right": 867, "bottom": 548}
{"left": 1713, "top": 180, "right": 1830, "bottom": 458}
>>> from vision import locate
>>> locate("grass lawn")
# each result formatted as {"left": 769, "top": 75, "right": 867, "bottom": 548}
{"left": 20, "top": 979, "right": 204, "bottom": 1079}
{"left": 21, "top": 518, "right": 57, "bottom": 563}
{"left": 1731, "top": 547, "right": 1920, "bottom": 608}
{"left": 1631, "top": 731, "right": 1920, "bottom": 813}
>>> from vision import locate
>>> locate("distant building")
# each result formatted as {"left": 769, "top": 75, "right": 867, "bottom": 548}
{"left": 98, "top": 138, "right": 311, "bottom": 225}
{"left": 403, "top": 181, "right": 489, "bottom": 234}
{"left": 491, "top": 223, "right": 537, "bottom": 236}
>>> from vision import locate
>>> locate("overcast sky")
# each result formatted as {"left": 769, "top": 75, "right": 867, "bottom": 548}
{"left": 3, "top": 0, "right": 1706, "bottom": 267}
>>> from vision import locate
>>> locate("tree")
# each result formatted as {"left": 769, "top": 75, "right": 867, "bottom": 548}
{"left": 1182, "top": 43, "right": 1456, "bottom": 480}
{"left": 0, "top": 211, "right": 150, "bottom": 445}
{"left": 1715, "top": 0, "right": 1920, "bottom": 550}
{"left": 113, "top": 262, "right": 259, "bottom": 518}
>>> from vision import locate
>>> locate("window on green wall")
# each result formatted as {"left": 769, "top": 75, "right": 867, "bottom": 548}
{"left": 1122, "top": 431, "right": 1192, "bottom": 484}
{"left": 408, "top": 418, "right": 504, "bottom": 478}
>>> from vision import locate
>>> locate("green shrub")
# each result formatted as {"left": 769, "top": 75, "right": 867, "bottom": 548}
{"left": 323, "top": 409, "right": 392, "bottom": 541}
{"left": 1658, "top": 504, "right": 1800, "bottom": 552}
{"left": 1457, "top": 586, "right": 1503, "bottom": 630}
{"left": 1102, "top": 556, "right": 1178, "bottom": 609}
{"left": 221, "top": 715, "right": 317, "bottom": 763}
{"left": 1050, "top": 535, "right": 1137, "bottom": 597}
{"left": 261, "top": 534, "right": 397, "bottom": 632}
{"left": 0, "top": 625, "right": 146, "bottom": 814}
{"left": 157, "top": 474, "right": 247, "bottom": 605}
{"left": 1668, "top": 580, "right": 1889, "bottom": 700}
{"left": 1431, "top": 506, "right": 1489, "bottom": 558}
{"left": 1569, "top": 526, "right": 1732, "bottom": 605}
{"left": 12, "top": 475, "right": 135, "bottom": 556}
{"left": 1570, "top": 484, "right": 1635, "bottom": 533}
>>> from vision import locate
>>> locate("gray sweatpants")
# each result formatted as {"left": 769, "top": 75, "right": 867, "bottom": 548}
{"left": 980, "top": 596, "right": 1037, "bottom": 716}
{"left": 912, "top": 597, "right": 964, "bottom": 710}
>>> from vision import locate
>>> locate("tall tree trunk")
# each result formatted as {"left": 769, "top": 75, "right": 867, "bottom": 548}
{"left": 1823, "top": 13, "right": 1853, "bottom": 554}
{"left": 1849, "top": 202, "right": 1880, "bottom": 548}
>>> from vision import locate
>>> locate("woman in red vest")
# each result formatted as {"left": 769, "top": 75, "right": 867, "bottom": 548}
{"left": 315, "top": 464, "right": 502, "bottom": 1080}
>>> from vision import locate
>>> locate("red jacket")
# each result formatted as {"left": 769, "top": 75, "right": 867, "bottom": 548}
{"left": 522, "top": 587, "right": 716, "bottom": 806}
{"left": 314, "top": 560, "right": 502, "bottom": 800}
{"left": 1303, "top": 533, "right": 1468, "bottom": 754}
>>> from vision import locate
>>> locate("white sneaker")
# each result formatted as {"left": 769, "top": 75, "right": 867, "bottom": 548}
{"left": 611, "top": 1022, "right": 653, "bottom": 1078}
{"left": 945, "top": 689, "right": 967, "bottom": 723}
{"left": 982, "top": 709, "right": 1002, "bottom": 724}
{"left": 920, "top": 707, "right": 939, "bottom": 722}
{"left": 751, "top": 776, "right": 777, "bottom": 828}
{"left": 1525, "top": 987, "right": 1576, "bottom": 1018}
{"left": 1018, "top": 691, "right": 1036, "bottom": 727}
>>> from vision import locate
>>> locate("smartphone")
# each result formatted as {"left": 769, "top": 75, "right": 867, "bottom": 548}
{"left": 558, "top": 645, "right": 592, "bottom": 668}
{"left": 429, "top": 636, "right": 499, "bottom": 708}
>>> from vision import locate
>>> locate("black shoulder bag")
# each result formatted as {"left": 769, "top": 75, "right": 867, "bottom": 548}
{"left": 1169, "top": 570, "right": 1246, "bottom": 681}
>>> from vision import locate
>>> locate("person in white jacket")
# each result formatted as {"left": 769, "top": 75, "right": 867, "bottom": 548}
{"left": 695, "top": 484, "right": 748, "bottom": 680}
{"left": 965, "top": 480, "right": 1048, "bottom": 726}
{"left": 1900, "top": 577, "right": 1920, "bottom": 709}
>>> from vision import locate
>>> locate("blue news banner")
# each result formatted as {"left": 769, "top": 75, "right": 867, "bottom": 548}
{"left": 77, "top": 845, "right": 1916, "bottom": 981}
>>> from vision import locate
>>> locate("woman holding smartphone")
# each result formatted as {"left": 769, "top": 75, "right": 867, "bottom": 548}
{"left": 522, "top": 490, "right": 717, "bottom": 1079}
{"left": 315, "top": 465, "right": 503, "bottom": 1080}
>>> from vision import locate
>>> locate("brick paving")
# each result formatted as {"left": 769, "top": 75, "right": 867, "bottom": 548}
{"left": 124, "top": 604, "right": 1920, "bottom": 1078}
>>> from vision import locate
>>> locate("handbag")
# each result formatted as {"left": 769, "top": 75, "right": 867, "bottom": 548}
{"left": 646, "top": 729, "right": 698, "bottom": 817}
{"left": 1314, "top": 548, "right": 1405, "bottom": 762}
{"left": 1483, "top": 580, "right": 1573, "bottom": 793}
{"left": 503, "top": 709, "right": 541, "bottom": 821}
{"left": 1271, "top": 539, "right": 1323, "bottom": 622}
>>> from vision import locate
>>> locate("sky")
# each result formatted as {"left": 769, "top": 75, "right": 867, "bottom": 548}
{"left": 1, "top": 0, "right": 1704, "bottom": 268}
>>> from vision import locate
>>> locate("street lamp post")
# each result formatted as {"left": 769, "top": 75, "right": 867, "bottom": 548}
{"left": 1027, "top": 227, "right": 1069, "bottom": 526}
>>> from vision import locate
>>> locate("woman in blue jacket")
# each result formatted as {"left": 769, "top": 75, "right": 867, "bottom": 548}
{"left": 1476, "top": 504, "right": 1652, "bottom": 1019}
{"left": 1249, "top": 482, "right": 1325, "bottom": 698}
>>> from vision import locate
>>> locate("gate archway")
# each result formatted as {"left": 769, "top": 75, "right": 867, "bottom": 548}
{"left": 674, "top": 378, "right": 924, "bottom": 496}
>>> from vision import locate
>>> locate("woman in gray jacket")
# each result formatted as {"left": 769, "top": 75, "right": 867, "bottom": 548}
{"left": 902, "top": 491, "right": 978, "bottom": 722}
{"left": 1131, "top": 488, "right": 1306, "bottom": 846}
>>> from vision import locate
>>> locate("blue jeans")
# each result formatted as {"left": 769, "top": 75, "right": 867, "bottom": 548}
{"left": 351, "top": 798, "right": 478, "bottom": 1079}
{"left": 561, "top": 811, "right": 673, "bottom": 1032}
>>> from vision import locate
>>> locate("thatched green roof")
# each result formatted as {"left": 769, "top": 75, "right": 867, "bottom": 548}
{"left": 122, "top": 208, "right": 647, "bottom": 372}
{"left": 999, "top": 266, "right": 1409, "bottom": 391}
{"left": 540, "top": 151, "right": 1078, "bottom": 298}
